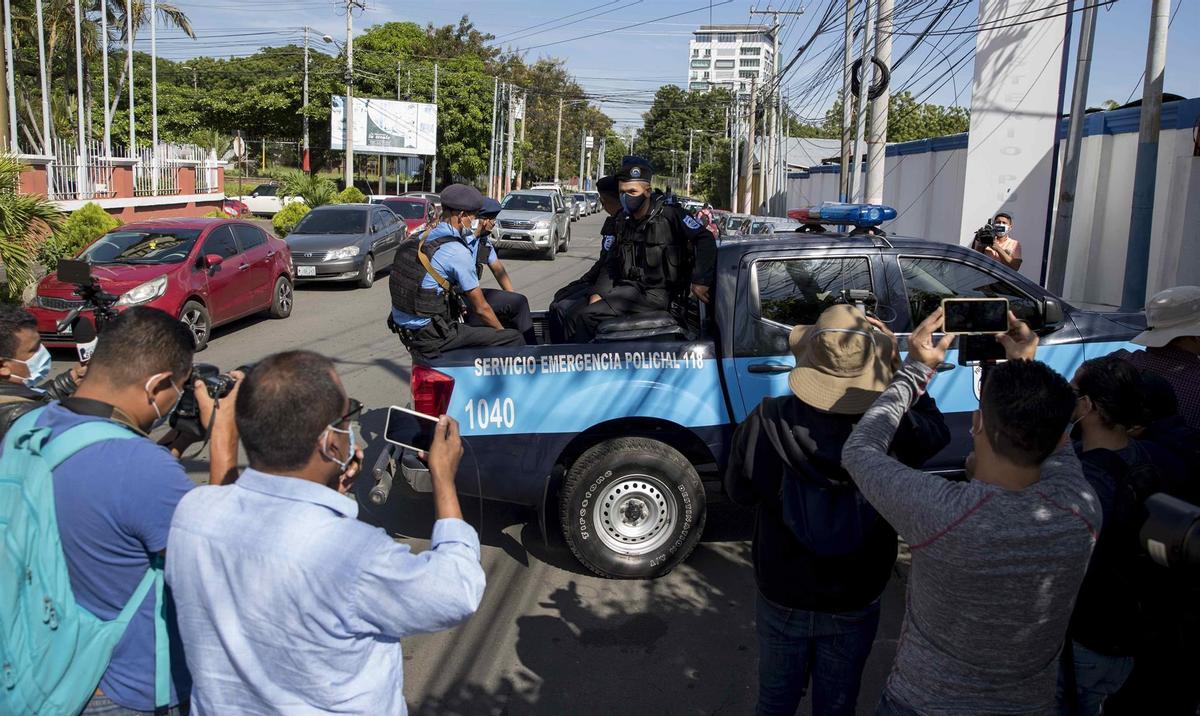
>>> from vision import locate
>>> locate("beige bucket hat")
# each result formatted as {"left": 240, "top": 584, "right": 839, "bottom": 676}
{"left": 787, "top": 304, "right": 896, "bottom": 414}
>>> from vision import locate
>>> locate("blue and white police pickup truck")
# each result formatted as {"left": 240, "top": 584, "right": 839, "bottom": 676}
{"left": 368, "top": 204, "right": 1145, "bottom": 579}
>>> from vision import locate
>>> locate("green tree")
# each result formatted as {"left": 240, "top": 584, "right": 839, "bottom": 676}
{"left": 821, "top": 91, "right": 969, "bottom": 143}
{"left": 639, "top": 86, "right": 733, "bottom": 202}
{"left": 0, "top": 155, "right": 63, "bottom": 301}
{"left": 272, "top": 202, "right": 310, "bottom": 237}
{"left": 39, "top": 201, "right": 119, "bottom": 267}
{"left": 281, "top": 172, "right": 338, "bottom": 208}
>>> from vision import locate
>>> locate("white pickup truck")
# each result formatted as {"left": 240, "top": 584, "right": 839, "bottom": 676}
{"left": 240, "top": 183, "right": 305, "bottom": 217}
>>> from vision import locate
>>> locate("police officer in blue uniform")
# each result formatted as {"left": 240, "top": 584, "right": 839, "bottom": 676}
{"left": 388, "top": 184, "right": 524, "bottom": 358}
{"left": 547, "top": 175, "right": 621, "bottom": 343}
{"left": 465, "top": 197, "right": 536, "bottom": 344}
{"left": 565, "top": 158, "right": 716, "bottom": 342}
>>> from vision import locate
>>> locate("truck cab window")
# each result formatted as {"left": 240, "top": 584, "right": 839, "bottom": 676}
{"left": 898, "top": 257, "right": 1039, "bottom": 330}
{"left": 756, "top": 257, "right": 873, "bottom": 327}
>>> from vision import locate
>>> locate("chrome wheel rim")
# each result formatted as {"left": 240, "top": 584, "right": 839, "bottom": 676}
{"left": 592, "top": 473, "right": 675, "bottom": 555}
{"left": 182, "top": 308, "right": 207, "bottom": 345}
{"left": 277, "top": 280, "right": 293, "bottom": 313}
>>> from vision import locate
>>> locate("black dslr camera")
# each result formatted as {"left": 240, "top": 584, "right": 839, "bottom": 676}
{"left": 55, "top": 259, "right": 120, "bottom": 334}
{"left": 973, "top": 222, "right": 997, "bottom": 248}
{"left": 170, "top": 363, "right": 253, "bottom": 439}
{"left": 1141, "top": 493, "right": 1200, "bottom": 569}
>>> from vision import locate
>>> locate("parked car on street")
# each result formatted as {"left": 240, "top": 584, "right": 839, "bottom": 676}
{"left": 29, "top": 218, "right": 293, "bottom": 351}
{"left": 222, "top": 198, "right": 250, "bottom": 217}
{"left": 286, "top": 204, "right": 405, "bottom": 289}
{"left": 371, "top": 196, "right": 438, "bottom": 237}
{"left": 529, "top": 183, "right": 565, "bottom": 199}
{"left": 749, "top": 217, "right": 804, "bottom": 234}
{"left": 572, "top": 193, "right": 590, "bottom": 220}
{"left": 240, "top": 183, "right": 304, "bottom": 217}
{"left": 584, "top": 191, "right": 600, "bottom": 213}
{"left": 494, "top": 190, "right": 571, "bottom": 260}
{"left": 401, "top": 191, "right": 441, "bottom": 219}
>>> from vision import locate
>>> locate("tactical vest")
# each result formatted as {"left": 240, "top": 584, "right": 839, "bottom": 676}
{"left": 474, "top": 233, "right": 495, "bottom": 280}
{"left": 389, "top": 231, "right": 464, "bottom": 323}
{"left": 612, "top": 199, "right": 685, "bottom": 290}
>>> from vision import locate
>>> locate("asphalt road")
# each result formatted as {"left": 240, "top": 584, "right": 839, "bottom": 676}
{"left": 50, "top": 210, "right": 906, "bottom": 715}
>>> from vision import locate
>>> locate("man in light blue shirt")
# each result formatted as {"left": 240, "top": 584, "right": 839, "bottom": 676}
{"left": 388, "top": 183, "right": 523, "bottom": 358}
{"left": 166, "top": 351, "right": 485, "bottom": 715}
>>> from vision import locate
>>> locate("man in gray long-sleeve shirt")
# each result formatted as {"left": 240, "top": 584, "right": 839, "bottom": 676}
{"left": 842, "top": 309, "right": 1101, "bottom": 715}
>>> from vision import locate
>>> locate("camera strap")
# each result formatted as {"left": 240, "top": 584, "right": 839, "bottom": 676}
{"left": 59, "top": 397, "right": 147, "bottom": 437}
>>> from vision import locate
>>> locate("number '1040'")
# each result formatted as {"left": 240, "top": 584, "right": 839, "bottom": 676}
{"left": 464, "top": 398, "right": 516, "bottom": 430}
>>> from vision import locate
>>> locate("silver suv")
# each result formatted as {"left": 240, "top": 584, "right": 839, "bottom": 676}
{"left": 494, "top": 190, "right": 572, "bottom": 260}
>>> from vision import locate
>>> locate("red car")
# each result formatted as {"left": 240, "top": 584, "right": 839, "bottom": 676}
{"left": 30, "top": 218, "right": 294, "bottom": 351}
{"left": 222, "top": 198, "right": 250, "bottom": 217}
{"left": 370, "top": 196, "right": 438, "bottom": 236}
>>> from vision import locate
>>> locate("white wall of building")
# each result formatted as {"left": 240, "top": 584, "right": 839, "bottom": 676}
{"left": 785, "top": 99, "right": 1200, "bottom": 307}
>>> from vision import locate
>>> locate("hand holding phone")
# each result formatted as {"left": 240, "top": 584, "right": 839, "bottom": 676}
{"left": 941, "top": 297, "right": 1009, "bottom": 335}
{"left": 384, "top": 405, "right": 440, "bottom": 453}
{"left": 424, "top": 416, "right": 463, "bottom": 490}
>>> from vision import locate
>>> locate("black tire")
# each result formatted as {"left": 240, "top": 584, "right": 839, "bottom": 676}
{"left": 269, "top": 275, "right": 293, "bottom": 319}
{"left": 558, "top": 225, "right": 570, "bottom": 253}
{"left": 357, "top": 253, "right": 375, "bottom": 288}
{"left": 543, "top": 236, "right": 558, "bottom": 261}
{"left": 179, "top": 300, "right": 211, "bottom": 351}
{"left": 559, "top": 437, "right": 706, "bottom": 579}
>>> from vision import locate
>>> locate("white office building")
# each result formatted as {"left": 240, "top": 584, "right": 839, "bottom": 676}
{"left": 687, "top": 24, "right": 776, "bottom": 95}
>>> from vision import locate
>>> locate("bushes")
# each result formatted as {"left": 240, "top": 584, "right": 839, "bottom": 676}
{"left": 280, "top": 172, "right": 338, "bottom": 209}
{"left": 38, "top": 203, "right": 120, "bottom": 268}
{"left": 273, "top": 202, "right": 310, "bottom": 237}
{"left": 336, "top": 186, "right": 367, "bottom": 204}
{"left": 203, "top": 208, "right": 229, "bottom": 218}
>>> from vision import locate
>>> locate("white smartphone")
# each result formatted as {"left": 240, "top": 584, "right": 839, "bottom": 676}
{"left": 383, "top": 406, "right": 439, "bottom": 453}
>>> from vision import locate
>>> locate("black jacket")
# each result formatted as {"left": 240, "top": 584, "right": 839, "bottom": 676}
{"left": 0, "top": 370, "right": 79, "bottom": 440}
{"left": 724, "top": 392, "right": 949, "bottom": 611}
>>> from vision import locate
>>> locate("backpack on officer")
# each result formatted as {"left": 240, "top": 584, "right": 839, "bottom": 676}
{"left": 0, "top": 407, "right": 170, "bottom": 715}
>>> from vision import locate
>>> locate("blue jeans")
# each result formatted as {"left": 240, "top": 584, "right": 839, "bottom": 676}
{"left": 1057, "top": 641, "right": 1134, "bottom": 716}
{"left": 755, "top": 592, "right": 881, "bottom": 716}
{"left": 80, "top": 691, "right": 185, "bottom": 716}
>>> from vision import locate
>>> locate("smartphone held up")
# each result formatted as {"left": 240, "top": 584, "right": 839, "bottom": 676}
{"left": 941, "top": 298, "right": 1010, "bottom": 365}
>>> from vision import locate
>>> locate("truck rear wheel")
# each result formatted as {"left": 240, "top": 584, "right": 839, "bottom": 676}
{"left": 559, "top": 437, "right": 706, "bottom": 579}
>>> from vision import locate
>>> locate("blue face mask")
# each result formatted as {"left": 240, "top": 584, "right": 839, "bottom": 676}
{"left": 8, "top": 345, "right": 52, "bottom": 389}
{"left": 620, "top": 193, "right": 646, "bottom": 215}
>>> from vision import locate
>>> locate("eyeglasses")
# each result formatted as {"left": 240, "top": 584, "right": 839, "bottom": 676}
{"left": 332, "top": 397, "right": 363, "bottom": 428}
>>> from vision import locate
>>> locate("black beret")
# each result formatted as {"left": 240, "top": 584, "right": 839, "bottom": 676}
{"left": 617, "top": 156, "right": 653, "bottom": 183}
{"left": 596, "top": 175, "right": 618, "bottom": 193}
{"left": 440, "top": 183, "right": 484, "bottom": 212}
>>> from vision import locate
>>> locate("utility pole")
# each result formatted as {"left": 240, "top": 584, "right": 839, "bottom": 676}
{"left": 100, "top": 0, "right": 110, "bottom": 155}
{"left": 1047, "top": 1, "right": 1098, "bottom": 294}
{"left": 1, "top": 0, "right": 14, "bottom": 152}
{"left": 430, "top": 62, "right": 438, "bottom": 191}
{"left": 489, "top": 76, "right": 498, "bottom": 197}
{"left": 396, "top": 62, "right": 401, "bottom": 100}
{"left": 1119, "top": 0, "right": 1170, "bottom": 312}
{"left": 73, "top": 0, "right": 85, "bottom": 160}
{"left": 686, "top": 129, "right": 695, "bottom": 196}
{"left": 578, "top": 129, "right": 586, "bottom": 190}
{"left": 504, "top": 83, "right": 515, "bottom": 195}
{"left": 864, "top": 0, "right": 893, "bottom": 204}
{"left": 554, "top": 97, "right": 563, "bottom": 184}
{"left": 302, "top": 27, "right": 311, "bottom": 171}
{"left": 839, "top": 0, "right": 855, "bottom": 201}
{"left": 149, "top": 0, "right": 157, "bottom": 151}
{"left": 516, "top": 91, "right": 526, "bottom": 190}
{"left": 846, "top": 0, "right": 876, "bottom": 203}
{"left": 744, "top": 79, "right": 757, "bottom": 214}
{"left": 126, "top": 0, "right": 134, "bottom": 150}
{"left": 36, "top": 0, "right": 50, "bottom": 154}
{"left": 342, "top": 0, "right": 357, "bottom": 191}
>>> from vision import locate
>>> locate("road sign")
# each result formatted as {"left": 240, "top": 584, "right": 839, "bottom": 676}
{"left": 585, "top": 135, "right": 594, "bottom": 149}
{"left": 232, "top": 135, "right": 246, "bottom": 158}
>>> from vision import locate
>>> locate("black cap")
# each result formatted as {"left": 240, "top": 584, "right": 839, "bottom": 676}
{"left": 617, "top": 156, "right": 653, "bottom": 183}
{"left": 596, "top": 175, "right": 618, "bottom": 193}
{"left": 478, "top": 197, "right": 502, "bottom": 218}
{"left": 440, "top": 183, "right": 484, "bottom": 212}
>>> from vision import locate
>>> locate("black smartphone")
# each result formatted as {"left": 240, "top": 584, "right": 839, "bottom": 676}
{"left": 383, "top": 406, "right": 439, "bottom": 452}
{"left": 958, "top": 333, "right": 1007, "bottom": 365}
{"left": 942, "top": 298, "right": 1009, "bottom": 335}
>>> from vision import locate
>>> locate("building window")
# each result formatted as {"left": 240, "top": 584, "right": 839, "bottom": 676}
{"left": 740, "top": 46, "right": 760, "bottom": 55}
{"left": 740, "top": 58, "right": 760, "bottom": 67}
{"left": 744, "top": 32, "right": 769, "bottom": 43}
{"left": 695, "top": 34, "right": 711, "bottom": 43}
{"left": 716, "top": 47, "right": 736, "bottom": 56}
{"left": 691, "top": 48, "right": 698, "bottom": 57}
{"left": 715, "top": 59, "right": 735, "bottom": 69}
{"left": 739, "top": 70, "right": 757, "bottom": 79}
{"left": 690, "top": 82, "right": 711, "bottom": 91}
{"left": 704, "top": 49, "right": 712, "bottom": 57}
{"left": 691, "top": 59, "right": 710, "bottom": 68}
{"left": 717, "top": 33, "right": 737, "bottom": 42}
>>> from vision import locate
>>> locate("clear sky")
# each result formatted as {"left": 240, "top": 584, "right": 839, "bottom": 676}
{"left": 147, "top": 0, "right": 1200, "bottom": 130}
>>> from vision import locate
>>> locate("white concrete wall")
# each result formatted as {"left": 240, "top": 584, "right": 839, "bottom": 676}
{"left": 786, "top": 107, "right": 1200, "bottom": 307}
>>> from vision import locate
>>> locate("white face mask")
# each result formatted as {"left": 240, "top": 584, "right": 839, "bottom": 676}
{"left": 470, "top": 219, "right": 480, "bottom": 231}
{"left": 6, "top": 345, "right": 52, "bottom": 388}
{"left": 145, "top": 373, "right": 184, "bottom": 430}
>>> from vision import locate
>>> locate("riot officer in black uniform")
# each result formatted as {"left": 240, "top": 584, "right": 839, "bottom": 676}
{"left": 389, "top": 184, "right": 524, "bottom": 358}
{"left": 547, "top": 175, "right": 621, "bottom": 343}
{"left": 565, "top": 158, "right": 716, "bottom": 342}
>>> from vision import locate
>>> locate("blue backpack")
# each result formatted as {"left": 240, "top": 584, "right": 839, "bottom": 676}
{"left": 0, "top": 408, "right": 170, "bottom": 715}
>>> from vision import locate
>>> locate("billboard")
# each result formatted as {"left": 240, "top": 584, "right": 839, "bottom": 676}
{"left": 330, "top": 96, "right": 437, "bottom": 156}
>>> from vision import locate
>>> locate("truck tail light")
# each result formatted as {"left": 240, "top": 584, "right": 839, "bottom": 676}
{"left": 412, "top": 365, "right": 454, "bottom": 417}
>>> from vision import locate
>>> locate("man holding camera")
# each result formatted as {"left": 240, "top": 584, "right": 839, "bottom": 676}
{"left": 0, "top": 305, "right": 85, "bottom": 438}
{"left": 22, "top": 307, "right": 239, "bottom": 714}
{"left": 166, "top": 351, "right": 485, "bottom": 714}
{"left": 842, "top": 310, "right": 1099, "bottom": 714}
{"left": 973, "top": 212, "right": 1023, "bottom": 271}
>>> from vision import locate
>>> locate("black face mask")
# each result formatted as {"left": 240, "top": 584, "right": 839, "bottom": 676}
{"left": 620, "top": 193, "right": 646, "bottom": 215}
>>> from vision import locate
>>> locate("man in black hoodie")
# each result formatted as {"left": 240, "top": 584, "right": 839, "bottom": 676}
{"left": 725, "top": 305, "right": 949, "bottom": 716}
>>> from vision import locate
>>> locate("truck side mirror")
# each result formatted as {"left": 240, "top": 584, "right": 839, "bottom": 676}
{"left": 1043, "top": 297, "right": 1064, "bottom": 327}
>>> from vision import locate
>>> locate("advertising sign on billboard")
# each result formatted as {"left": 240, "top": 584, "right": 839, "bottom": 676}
{"left": 330, "top": 96, "right": 438, "bottom": 156}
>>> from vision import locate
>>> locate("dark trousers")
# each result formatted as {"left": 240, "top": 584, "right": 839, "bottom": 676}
{"left": 755, "top": 592, "right": 881, "bottom": 716}
{"left": 404, "top": 315, "right": 524, "bottom": 359}
{"left": 549, "top": 281, "right": 594, "bottom": 344}
{"left": 466, "top": 288, "right": 536, "bottom": 344}
{"left": 565, "top": 283, "right": 669, "bottom": 343}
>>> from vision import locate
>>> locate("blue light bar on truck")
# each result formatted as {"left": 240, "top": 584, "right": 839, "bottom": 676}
{"left": 787, "top": 203, "right": 897, "bottom": 227}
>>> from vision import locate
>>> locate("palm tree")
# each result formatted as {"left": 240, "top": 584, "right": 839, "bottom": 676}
{"left": 0, "top": 155, "right": 63, "bottom": 301}
{"left": 281, "top": 171, "right": 338, "bottom": 209}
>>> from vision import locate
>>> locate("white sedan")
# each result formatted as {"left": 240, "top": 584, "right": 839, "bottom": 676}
{"left": 241, "top": 183, "right": 305, "bottom": 217}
